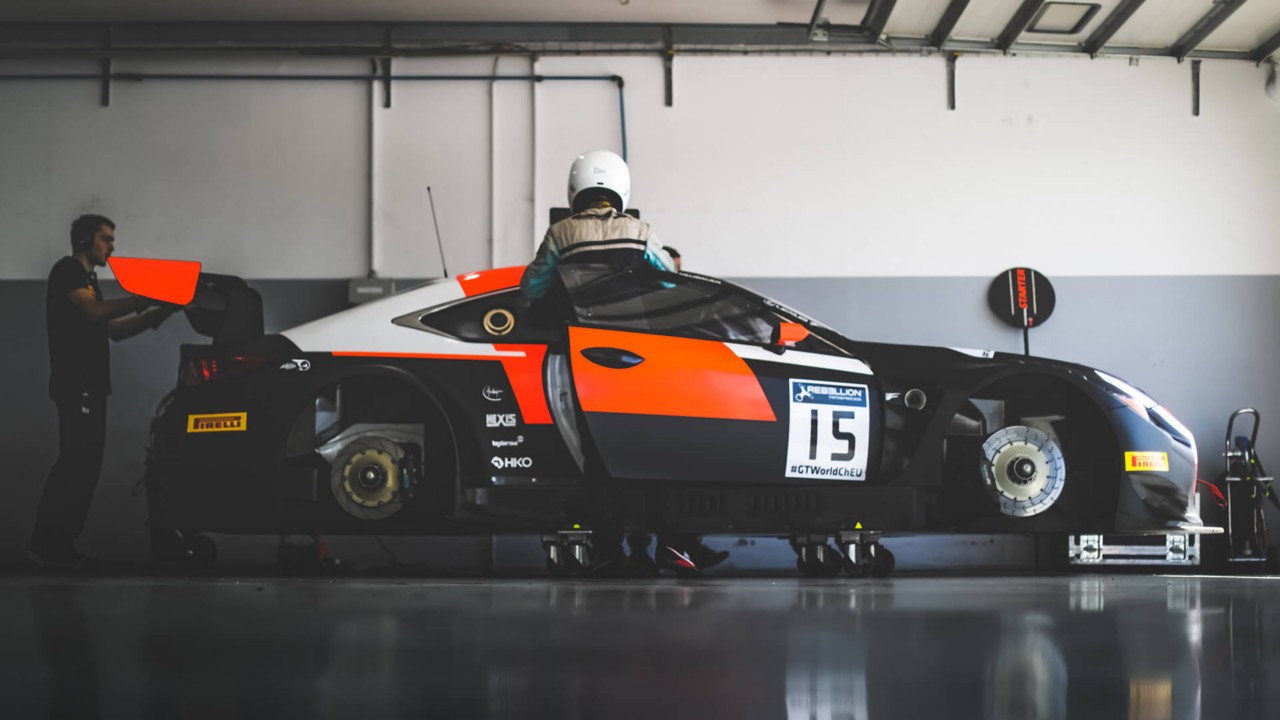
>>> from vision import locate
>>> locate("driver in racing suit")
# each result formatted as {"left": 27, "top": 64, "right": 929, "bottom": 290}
{"left": 521, "top": 151, "right": 675, "bottom": 575}
{"left": 521, "top": 150, "right": 673, "bottom": 300}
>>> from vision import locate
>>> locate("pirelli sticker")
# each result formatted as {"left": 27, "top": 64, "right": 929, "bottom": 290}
{"left": 187, "top": 412, "right": 247, "bottom": 433}
{"left": 1125, "top": 452, "right": 1169, "bottom": 472}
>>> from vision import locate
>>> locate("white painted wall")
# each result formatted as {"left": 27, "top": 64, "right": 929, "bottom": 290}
{"left": 2, "top": 53, "right": 1278, "bottom": 280}
{"left": 0, "top": 57, "right": 368, "bottom": 280}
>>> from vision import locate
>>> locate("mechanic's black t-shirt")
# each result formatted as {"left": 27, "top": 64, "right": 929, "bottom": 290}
{"left": 47, "top": 256, "right": 110, "bottom": 399}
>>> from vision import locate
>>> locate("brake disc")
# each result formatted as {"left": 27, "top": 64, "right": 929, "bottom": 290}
{"left": 981, "top": 425, "right": 1066, "bottom": 518}
{"left": 331, "top": 436, "right": 405, "bottom": 520}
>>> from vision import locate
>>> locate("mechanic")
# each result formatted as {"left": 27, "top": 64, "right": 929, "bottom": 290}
{"left": 28, "top": 214, "right": 179, "bottom": 570}
{"left": 520, "top": 150, "right": 674, "bottom": 300}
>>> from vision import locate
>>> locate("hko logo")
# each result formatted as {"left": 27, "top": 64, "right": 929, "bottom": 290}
{"left": 491, "top": 456, "right": 533, "bottom": 470}
{"left": 486, "top": 413, "right": 517, "bottom": 428}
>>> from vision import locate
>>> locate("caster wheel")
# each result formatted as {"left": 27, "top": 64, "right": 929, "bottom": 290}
{"left": 179, "top": 535, "right": 217, "bottom": 570}
{"left": 796, "top": 544, "right": 842, "bottom": 578}
{"left": 545, "top": 542, "right": 588, "bottom": 578}
{"left": 842, "top": 553, "right": 867, "bottom": 579}
{"left": 869, "top": 544, "right": 896, "bottom": 578}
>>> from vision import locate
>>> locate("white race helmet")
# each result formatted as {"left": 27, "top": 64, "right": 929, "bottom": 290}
{"left": 567, "top": 150, "right": 630, "bottom": 212}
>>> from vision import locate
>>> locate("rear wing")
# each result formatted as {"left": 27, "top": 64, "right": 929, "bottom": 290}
{"left": 108, "top": 257, "right": 263, "bottom": 347}
{"left": 188, "top": 273, "right": 264, "bottom": 348}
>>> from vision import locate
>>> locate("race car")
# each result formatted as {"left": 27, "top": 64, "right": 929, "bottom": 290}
{"left": 132, "top": 261, "right": 1211, "bottom": 576}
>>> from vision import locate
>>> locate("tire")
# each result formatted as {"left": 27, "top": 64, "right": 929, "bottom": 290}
{"left": 869, "top": 545, "right": 896, "bottom": 578}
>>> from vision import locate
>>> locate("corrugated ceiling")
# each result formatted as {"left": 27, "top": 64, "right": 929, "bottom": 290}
{"left": 2, "top": 0, "right": 1278, "bottom": 58}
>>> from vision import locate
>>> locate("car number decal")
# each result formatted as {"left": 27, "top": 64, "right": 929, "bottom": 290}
{"left": 785, "top": 380, "right": 868, "bottom": 480}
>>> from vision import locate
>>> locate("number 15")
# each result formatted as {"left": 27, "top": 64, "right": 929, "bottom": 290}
{"left": 808, "top": 409, "right": 857, "bottom": 462}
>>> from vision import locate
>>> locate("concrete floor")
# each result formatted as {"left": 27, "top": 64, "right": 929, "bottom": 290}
{"left": 0, "top": 574, "right": 1276, "bottom": 719}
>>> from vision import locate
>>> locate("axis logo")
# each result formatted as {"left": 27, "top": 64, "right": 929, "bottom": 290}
{"left": 491, "top": 456, "right": 532, "bottom": 469}
{"left": 486, "top": 413, "right": 517, "bottom": 428}
{"left": 482, "top": 385, "right": 504, "bottom": 402}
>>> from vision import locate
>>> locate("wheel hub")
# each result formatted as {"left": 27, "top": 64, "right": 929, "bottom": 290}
{"left": 1008, "top": 457, "right": 1038, "bottom": 485}
{"left": 342, "top": 448, "right": 399, "bottom": 508}
{"left": 357, "top": 463, "right": 387, "bottom": 491}
{"left": 981, "top": 425, "right": 1066, "bottom": 518}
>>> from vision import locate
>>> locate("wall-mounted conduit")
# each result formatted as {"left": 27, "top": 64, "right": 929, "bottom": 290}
{"left": 0, "top": 70, "right": 629, "bottom": 160}
{"left": 0, "top": 68, "right": 629, "bottom": 277}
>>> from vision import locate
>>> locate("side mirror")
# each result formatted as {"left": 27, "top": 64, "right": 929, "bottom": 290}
{"left": 771, "top": 321, "right": 811, "bottom": 348}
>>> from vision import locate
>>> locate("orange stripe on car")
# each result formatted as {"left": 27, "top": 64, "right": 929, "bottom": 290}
{"left": 569, "top": 327, "right": 775, "bottom": 422}
{"left": 494, "top": 344, "right": 552, "bottom": 424}
{"left": 332, "top": 351, "right": 517, "bottom": 361}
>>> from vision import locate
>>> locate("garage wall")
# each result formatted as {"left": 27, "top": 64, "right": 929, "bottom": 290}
{"left": 1, "top": 52, "right": 1277, "bottom": 567}
{"left": 4, "top": 54, "right": 1278, "bottom": 280}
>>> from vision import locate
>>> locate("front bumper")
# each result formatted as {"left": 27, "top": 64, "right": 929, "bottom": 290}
{"left": 1106, "top": 406, "right": 1209, "bottom": 533}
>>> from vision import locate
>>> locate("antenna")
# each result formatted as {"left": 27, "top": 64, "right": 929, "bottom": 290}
{"left": 427, "top": 186, "right": 448, "bottom": 278}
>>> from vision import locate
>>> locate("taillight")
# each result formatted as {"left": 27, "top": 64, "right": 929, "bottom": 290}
{"left": 181, "top": 354, "right": 269, "bottom": 386}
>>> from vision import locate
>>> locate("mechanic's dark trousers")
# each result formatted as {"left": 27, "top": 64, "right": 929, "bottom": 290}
{"left": 30, "top": 393, "right": 107, "bottom": 553}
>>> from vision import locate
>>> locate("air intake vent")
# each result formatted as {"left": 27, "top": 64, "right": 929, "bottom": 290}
{"left": 677, "top": 493, "right": 726, "bottom": 517}
{"left": 747, "top": 493, "right": 820, "bottom": 515}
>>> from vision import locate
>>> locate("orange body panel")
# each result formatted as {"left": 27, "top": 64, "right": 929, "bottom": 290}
{"left": 457, "top": 266, "right": 524, "bottom": 297}
{"left": 494, "top": 344, "right": 553, "bottom": 424}
{"left": 569, "top": 327, "right": 775, "bottom": 422}
{"left": 108, "top": 256, "right": 202, "bottom": 305}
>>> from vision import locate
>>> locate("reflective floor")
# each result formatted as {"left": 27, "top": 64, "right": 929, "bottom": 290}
{"left": 0, "top": 574, "right": 1277, "bottom": 719}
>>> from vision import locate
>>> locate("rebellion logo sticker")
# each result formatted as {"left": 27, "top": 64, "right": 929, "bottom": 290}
{"left": 187, "top": 412, "right": 247, "bottom": 433}
{"left": 482, "top": 385, "right": 504, "bottom": 402}
{"left": 1125, "top": 452, "right": 1169, "bottom": 472}
{"left": 791, "top": 381, "right": 867, "bottom": 407}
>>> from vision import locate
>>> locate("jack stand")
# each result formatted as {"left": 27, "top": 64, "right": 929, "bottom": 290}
{"left": 835, "top": 531, "right": 895, "bottom": 578}
{"left": 1068, "top": 532, "right": 1200, "bottom": 566}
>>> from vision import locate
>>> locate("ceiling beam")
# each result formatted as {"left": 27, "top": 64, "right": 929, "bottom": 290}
{"left": 1169, "top": 0, "right": 1249, "bottom": 62}
{"left": 996, "top": 0, "right": 1047, "bottom": 53}
{"left": 887, "top": 35, "right": 1255, "bottom": 61}
{"left": 1082, "top": 0, "right": 1148, "bottom": 57}
{"left": 862, "top": 0, "right": 899, "bottom": 39}
{"left": 806, "top": 0, "right": 829, "bottom": 39}
{"left": 0, "top": 21, "right": 880, "bottom": 56}
{"left": 928, "top": 0, "right": 971, "bottom": 49}
{"left": 1250, "top": 27, "right": 1280, "bottom": 63}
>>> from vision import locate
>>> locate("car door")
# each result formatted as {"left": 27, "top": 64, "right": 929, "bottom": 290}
{"left": 559, "top": 265, "right": 880, "bottom": 484}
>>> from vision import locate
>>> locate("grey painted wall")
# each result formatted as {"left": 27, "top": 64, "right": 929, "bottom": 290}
{"left": 3, "top": 274, "right": 1276, "bottom": 571}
